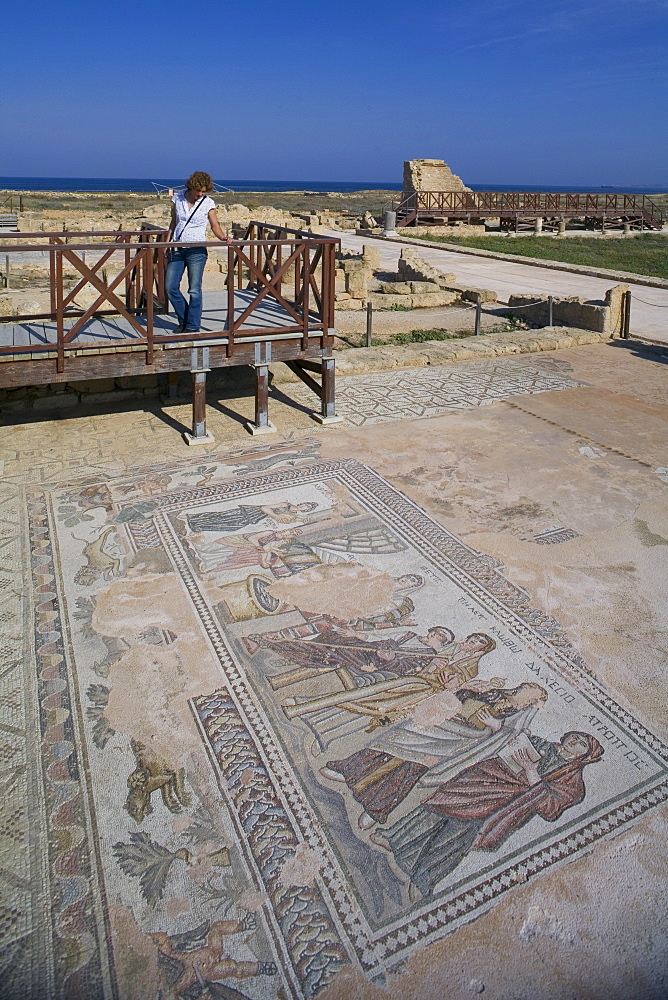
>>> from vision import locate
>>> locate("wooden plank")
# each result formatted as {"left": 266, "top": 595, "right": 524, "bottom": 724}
{"left": 0, "top": 337, "right": 326, "bottom": 388}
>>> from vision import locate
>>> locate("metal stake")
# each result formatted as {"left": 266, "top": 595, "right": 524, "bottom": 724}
{"left": 474, "top": 299, "right": 482, "bottom": 336}
{"left": 548, "top": 295, "right": 553, "bottom": 327}
{"left": 366, "top": 301, "right": 373, "bottom": 347}
{"left": 622, "top": 290, "right": 631, "bottom": 339}
{"left": 3, "top": 255, "right": 8, "bottom": 289}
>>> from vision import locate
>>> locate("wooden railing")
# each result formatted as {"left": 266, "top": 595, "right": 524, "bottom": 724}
{"left": 396, "top": 190, "right": 664, "bottom": 224}
{"left": 230, "top": 222, "right": 337, "bottom": 349}
{"left": 0, "top": 225, "right": 339, "bottom": 371}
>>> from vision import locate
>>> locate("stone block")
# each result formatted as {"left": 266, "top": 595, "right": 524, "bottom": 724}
{"left": 409, "top": 281, "right": 441, "bottom": 293}
{"left": 67, "top": 378, "right": 116, "bottom": 393}
{"left": 82, "top": 389, "right": 139, "bottom": 404}
{"left": 31, "top": 393, "right": 80, "bottom": 411}
{"left": 362, "top": 246, "right": 381, "bottom": 268}
{"left": 408, "top": 292, "right": 443, "bottom": 308}
{"left": 378, "top": 282, "right": 412, "bottom": 295}
{"left": 1, "top": 399, "right": 35, "bottom": 413}
{"left": 346, "top": 272, "right": 368, "bottom": 298}
{"left": 411, "top": 291, "right": 457, "bottom": 309}
{"left": 460, "top": 287, "right": 498, "bottom": 303}
{"left": 335, "top": 299, "right": 364, "bottom": 311}
{"left": 335, "top": 292, "right": 351, "bottom": 301}
{"left": 116, "top": 374, "right": 159, "bottom": 389}
{"left": 369, "top": 292, "right": 412, "bottom": 309}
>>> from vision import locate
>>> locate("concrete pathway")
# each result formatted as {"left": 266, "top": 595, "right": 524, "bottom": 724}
{"left": 331, "top": 231, "right": 668, "bottom": 344}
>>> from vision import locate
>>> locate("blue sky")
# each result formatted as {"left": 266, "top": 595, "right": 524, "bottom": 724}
{"left": 2, "top": 0, "right": 667, "bottom": 184}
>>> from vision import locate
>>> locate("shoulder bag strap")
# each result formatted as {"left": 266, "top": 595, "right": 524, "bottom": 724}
{"left": 175, "top": 195, "right": 207, "bottom": 241}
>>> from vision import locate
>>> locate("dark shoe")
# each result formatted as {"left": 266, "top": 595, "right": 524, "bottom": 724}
{"left": 173, "top": 324, "right": 186, "bottom": 333}
{"left": 184, "top": 327, "right": 200, "bottom": 333}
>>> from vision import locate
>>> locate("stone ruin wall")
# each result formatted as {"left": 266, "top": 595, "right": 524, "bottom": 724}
{"left": 508, "top": 285, "right": 628, "bottom": 335}
{"left": 403, "top": 159, "right": 471, "bottom": 194}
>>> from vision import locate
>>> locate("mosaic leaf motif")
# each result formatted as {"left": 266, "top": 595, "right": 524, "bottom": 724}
{"left": 113, "top": 832, "right": 192, "bottom": 908}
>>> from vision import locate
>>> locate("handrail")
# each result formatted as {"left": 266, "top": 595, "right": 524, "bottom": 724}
{"left": 0, "top": 226, "right": 339, "bottom": 371}
{"left": 395, "top": 190, "right": 664, "bottom": 222}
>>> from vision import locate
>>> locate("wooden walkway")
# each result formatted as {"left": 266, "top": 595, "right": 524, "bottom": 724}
{"left": 0, "top": 289, "right": 302, "bottom": 349}
{"left": 0, "top": 224, "right": 341, "bottom": 441}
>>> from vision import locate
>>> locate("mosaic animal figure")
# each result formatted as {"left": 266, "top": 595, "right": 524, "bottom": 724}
{"left": 124, "top": 738, "right": 190, "bottom": 824}
{"left": 74, "top": 526, "right": 122, "bottom": 585}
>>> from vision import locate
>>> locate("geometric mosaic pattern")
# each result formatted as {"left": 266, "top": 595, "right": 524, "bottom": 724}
{"left": 285, "top": 356, "right": 586, "bottom": 426}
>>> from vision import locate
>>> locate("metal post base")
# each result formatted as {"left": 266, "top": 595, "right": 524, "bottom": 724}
{"left": 245, "top": 420, "right": 277, "bottom": 436}
{"left": 183, "top": 430, "right": 216, "bottom": 446}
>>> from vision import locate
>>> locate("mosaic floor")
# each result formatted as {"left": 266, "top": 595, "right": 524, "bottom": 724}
{"left": 6, "top": 436, "right": 667, "bottom": 999}
{"left": 286, "top": 356, "right": 585, "bottom": 426}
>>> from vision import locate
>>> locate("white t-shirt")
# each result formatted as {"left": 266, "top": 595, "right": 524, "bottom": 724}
{"left": 172, "top": 191, "right": 216, "bottom": 242}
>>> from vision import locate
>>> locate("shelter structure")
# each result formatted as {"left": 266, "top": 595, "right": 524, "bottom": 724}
{"left": 0, "top": 222, "right": 341, "bottom": 442}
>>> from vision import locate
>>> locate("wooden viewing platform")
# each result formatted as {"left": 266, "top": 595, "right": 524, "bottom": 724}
{"left": 0, "top": 222, "right": 341, "bottom": 442}
{"left": 395, "top": 190, "right": 665, "bottom": 231}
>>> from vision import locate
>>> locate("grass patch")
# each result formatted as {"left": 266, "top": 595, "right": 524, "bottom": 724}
{"left": 413, "top": 233, "right": 668, "bottom": 280}
{"left": 371, "top": 329, "right": 471, "bottom": 346}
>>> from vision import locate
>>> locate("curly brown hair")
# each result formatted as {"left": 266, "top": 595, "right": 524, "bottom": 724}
{"left": 185, "top": 171, "right": 214, "bottom": 192}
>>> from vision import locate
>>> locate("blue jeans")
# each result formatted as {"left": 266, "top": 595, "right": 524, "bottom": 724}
{"left": 165, "top": 247, "right": 208, "bottom": 330}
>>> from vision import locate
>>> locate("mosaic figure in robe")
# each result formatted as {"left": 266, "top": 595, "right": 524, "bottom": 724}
{"left": 373, "top": 731, "right": 603, "bottom": 898}
{"left": 321, "top": 682, "right": 548, "bottom": 830}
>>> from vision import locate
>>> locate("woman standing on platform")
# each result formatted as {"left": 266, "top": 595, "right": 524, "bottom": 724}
{"left": 166, "top": 171, "right": 231, "bottom": 333}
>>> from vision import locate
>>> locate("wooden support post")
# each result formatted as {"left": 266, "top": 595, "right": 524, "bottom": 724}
{"left": 226, "top": 244, "right": 235, "bottom": 358}
{"left": 4, "top": 254, "right": 9, "bottom": 289}
{"left": 366, "top": 301, "right": 373, "bottom": 346}
{"left": 56, "top": 249, "right": 64, "bottom": 374}
{"left": 183, "top": 347, "right": 214, "bottom": 446}
{"left": 246, "top": 364, "right": 276, "bottom": 436}
{"left": 145, "top": 247, "right": 154, "bottom": 364}
{"left": 474, "top": 299, "right": 482, "bottom": 336}
{"left": 49, "top": 238, "right": 56, "bottom": 317}
{"left": 548, "top": 295, "right": 553, "bottom": 327}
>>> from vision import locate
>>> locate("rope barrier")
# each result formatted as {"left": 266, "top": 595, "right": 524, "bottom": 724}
{"left": 628, "top": 296, "right": 668, "bottom": 308}
{"left": 495, "top": 300, "right": 547, "bottom": 310}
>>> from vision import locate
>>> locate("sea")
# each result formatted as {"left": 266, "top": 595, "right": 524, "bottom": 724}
{"left": 0, "top": 178, "right": 667, "bottom": 195}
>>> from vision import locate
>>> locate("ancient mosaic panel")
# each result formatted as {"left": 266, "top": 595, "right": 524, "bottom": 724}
{"left": 15, "top": 455, "right": 668, "bottom": 999}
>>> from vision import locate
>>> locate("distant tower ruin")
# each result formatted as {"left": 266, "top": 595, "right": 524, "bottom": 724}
{"left": 403, "top": 159, "right": 471, "bottom": 194}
